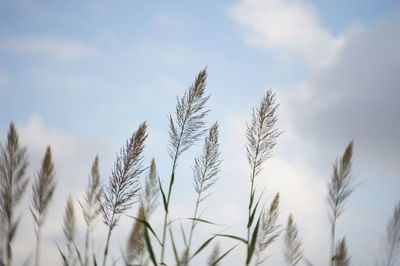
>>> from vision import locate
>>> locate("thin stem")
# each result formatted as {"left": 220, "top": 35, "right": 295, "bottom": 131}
{"left": 102, "top": 222, "right": 113, "bottom": 266}
{"left": 186, "top": 186, "right": 202, "bottom": 261}
{"left": 84, "top": 224, "right": 90, "bottom": 266}
{"left": 34, "top": 224, "right": 42, "bottom": 266}
{"left": 160, "top": 157, "right": 178, "bottom": 264}
{"left": 330, "top": 218, "right": 336, "bottom": 266}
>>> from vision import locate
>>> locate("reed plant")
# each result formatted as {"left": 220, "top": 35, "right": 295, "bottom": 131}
{"left": 0, "top": 69, "right": 399, "bottom": 266}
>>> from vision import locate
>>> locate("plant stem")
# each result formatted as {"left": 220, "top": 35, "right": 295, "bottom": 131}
{"left": 102, "top": 224, "right": 113, "bottom": 266}
{"left": 34, "top": 224, "right": 42, "bottom": 266}
{"left": 330, "top": 218, "right": 336, "bottom": 266}
{"left": 84, "top": 225, "right": 90, "bottom": 266}
{"left": 160, "top": 157, "right": 178, "bottom": 264}
{"left": 186, "top": 187, "right": 202, "bottom": 264}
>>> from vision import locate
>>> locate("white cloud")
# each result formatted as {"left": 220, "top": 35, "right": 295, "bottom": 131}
{"left": 285, "top": 15, "right": 400, "bottom": 173}
{"left": 228, "top": 0, "right": 344, "bottom": 67}
{"left": 1, "top": 37, "right": 97, "bottom": 63}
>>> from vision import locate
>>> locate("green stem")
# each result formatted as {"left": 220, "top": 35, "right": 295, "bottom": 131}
{"left": 160, "top": 157, "right": 178, "bottom": 264}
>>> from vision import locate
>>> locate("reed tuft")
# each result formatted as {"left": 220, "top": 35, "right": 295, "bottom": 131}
{"left": 207, "top": 243, "right": 220, "bottom": 266}
{"left": 378, "top": 201, "right": 400, "bottom": 266}
{"left": 99, "top": 122, "right": 147, "bottom": 266}
{"left": 284, "top": 214, "right": 302, "bottom": 266}
{"left": 31, "top": 146, "right": 57, "bottom": 266}
{"left": 161, "top": 68, "right": 210, "bottom": 263}
{"left": 0, "top": 123, "right": 29, "bottom": 266}
{"left": 126, "top": 159, "right": 159, "bottom": 265}
{"left": 62, "top": 195, "right": 76, "bottom": 265}
{"left": 327, "top": 141, "right": 355, "bottom": 265}
{"left": 332, "top": 238, "right": 350, "bottom": 266}
{"left": 81, "top": 156, "right": 103, "bottom": 266}
{"left": 257, "top": 193, "right": 281, "bottom": 255}
{"left": 168, "top": 68, "right": 210, "bottom": 163}
{"left": 246, "top": 90, "right": 281, "bottom": 181}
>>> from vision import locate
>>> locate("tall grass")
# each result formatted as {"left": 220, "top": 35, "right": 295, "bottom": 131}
{"left": 0, "top": 69, "right": 398, "bottom": 266}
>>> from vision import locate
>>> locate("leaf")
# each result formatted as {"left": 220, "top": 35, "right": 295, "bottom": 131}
{"left": 186, "top": 217, "right": 217, "bottom": 225}
{"left": 247, "top": 189, "right": 265, "bottom": 228}
{"left": 211, "top": 244, "right": 238, "bottom": 266}
{"left": 190, "top": 235, "right": 216, "bottom": 259}
{"left": 246, "top": 216, "right": 261, "bottom": 265}
{"left": 158, "top": 177, "right": 168, "bottom": 212}
{"left": 127, "top": 215, "right": 162, "bottom": 245}
{"left": 216, "top": 234, "right": 247, "bottom": 245}
{"left": 179, "top": 220, "right": 188, "bottom": 247}
{"left": 143, "top": 225, "right": 158, "bottom": 266}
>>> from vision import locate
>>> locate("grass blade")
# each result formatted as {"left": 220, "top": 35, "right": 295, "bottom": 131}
{"left": 190, "top": 235, "right": 217, "bottom": 259}
{"left": 143, "top": 225, "right": 157, "bottom": 266}
{"left": 168, "top": 226, "right": 181, "bottom": 266}
{"left": 246, "top": 216, "right": 261, "bottom": 264}
{"left": 158, "top": 177, "right": 168, "bottom": 212}
{"left": 216, "top": 234, "right": 247, "bottom": 245}
{"left": 127, "top": 215, "right": 162, "bottom": 245}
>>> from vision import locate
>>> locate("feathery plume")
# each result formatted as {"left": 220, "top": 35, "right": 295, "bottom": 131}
{"left": 99, "top": 122, "right": 147, "bottom": 266}
{"left": 142, "top": 158, "right": 159, "bottom": 217}
{"left": 63, "top": 196, "right": 76, "bottom": 265}
{"left": 208, "top": 243, "right": 220, "bottom": 266}
{"left": 0, "top": 123, "right": 29, "bottom": 266}
{"left": 284, "top": 214, "right": 302, "bottom": 266}
{"left": 378, "top": 201, "right": 400, "bottom": 266}
{"left": 186, "top": 123, "right": 222, "bottom": 262}
{"left": 257, "top": 193, "right": 280, "bottom": 254}
{"left": 161, "top": 68, "right": 210, "bottom": 263}
{"left": 193, "top": 122, "right": 221, "bottom": 199}
{"left": 126, "top": 159, "right": 159, "bottom": 265}
{"left": 246, "top": 90, "right": 281, "bottom": 181}
{"left": 168, "top": 68, "right": 209, "bottom": 163}
{"left": 31, "top": 146, "right": 56, "bottom": 266}
{"left": 327, "top": 141, "right": 355, "bottom": 265}
{"left": 332, "top": 238, "right": 351, "bottom": 266}
{"left": 245, "top": 91, "right": 281, "bottom": 265}
{"left": 81, "top": 156, "right": 102, "bottom": 266}
{"left": 126, "top": 205, "right": 145, "bottom": 265}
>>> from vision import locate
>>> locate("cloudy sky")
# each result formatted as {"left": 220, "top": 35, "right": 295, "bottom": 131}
{"left": 1, "top": 0, "right": 400, "bottom": 265}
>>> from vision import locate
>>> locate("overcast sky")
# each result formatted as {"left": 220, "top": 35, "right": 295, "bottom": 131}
{"left": 1, "top": 0, "right": 400, "bottom": 265}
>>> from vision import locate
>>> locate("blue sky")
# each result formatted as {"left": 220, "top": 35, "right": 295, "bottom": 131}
{"left": 1, "top": 0, "right": 400, "bottom": 265}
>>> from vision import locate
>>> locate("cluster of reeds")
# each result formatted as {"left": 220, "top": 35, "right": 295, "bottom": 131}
{"left": 0, "top": 69, "right": 399, "bottom": 266}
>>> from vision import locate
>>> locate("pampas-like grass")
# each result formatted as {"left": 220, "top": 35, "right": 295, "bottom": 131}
{"left": 207, "top": 243, "right": 220, "bottom": 266}
{"left": 284, "top": 214, "right": 302, "bottom": 266}
{"left": 332, "top": 238, "right": 350, "bottom": 266}
{"left": 99, "top": 122, "right": 147, "bottom": 266}
{"left": 245, "top": 90, "right": 281, "bottom": 265}
{"left": 63, "top": 196, "right": 76, "bottom": 265}
{"left": 256, "top": 193, "right": 280, "bottom": 264}
{"left": 126, "top": 159, "right": 159, "bottom": 265}
{"left": 0, "top": 123, "right": 29, "bottom": 266}
{"left": 378, "top": 201, "right": 400, "bottom": 266}
{"left": 81, "top": 156, "right": 102, "bottom": 266}
{"left": 31, "top": 146, "right": 56, "bottom": 266}
{"left": 327, "top": 141, "right": 355, "bottom": 265}
{"left": 185, "top": 122, "right": 221, "bottom": 263}
{"left": 160, "top": 68, "right": 210, "bottom": 264}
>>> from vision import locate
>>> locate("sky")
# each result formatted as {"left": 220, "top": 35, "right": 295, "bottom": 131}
{"left": 1, "top": 0, "right": 400, "bottom": 265}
